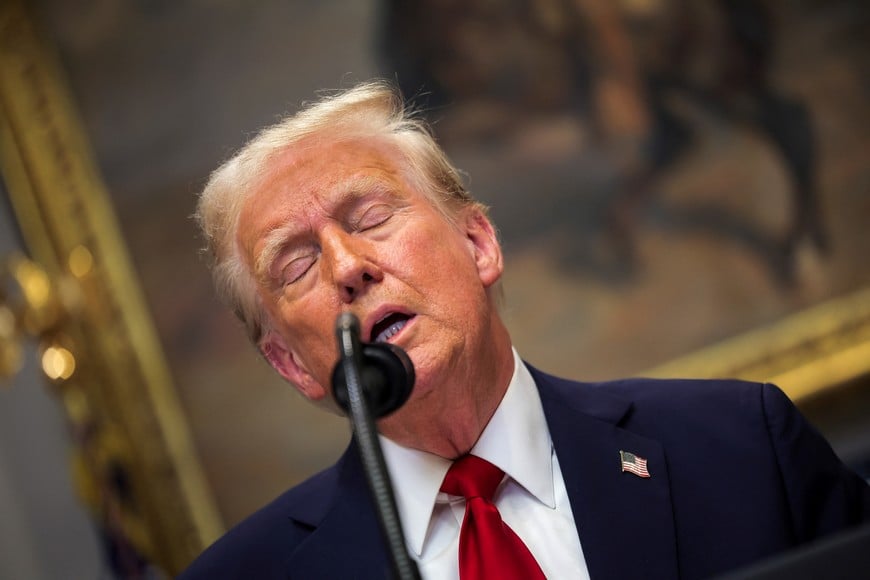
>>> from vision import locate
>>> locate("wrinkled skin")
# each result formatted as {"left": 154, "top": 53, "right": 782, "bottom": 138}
{"left": 236, "top": 137, "right": 514, "bottom": 458}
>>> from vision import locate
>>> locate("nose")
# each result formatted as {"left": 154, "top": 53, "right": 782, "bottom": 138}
{"left": 322, "top": 227, "right": 383, "bottom": 303}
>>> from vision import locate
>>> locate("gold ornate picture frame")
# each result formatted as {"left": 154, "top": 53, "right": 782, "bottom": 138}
{"left": 0, "top": 1, "right": 221, "bottom": 574}
{"left": 648, "top": 287, "right": 870, "bottom": 403}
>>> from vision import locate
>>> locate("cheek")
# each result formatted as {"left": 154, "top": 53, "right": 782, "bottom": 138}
{"left": 399, "top": 220, "right": 472, "bottom": 273}
{"left": 275, "top": 299, "right": 337, "bottom": 362}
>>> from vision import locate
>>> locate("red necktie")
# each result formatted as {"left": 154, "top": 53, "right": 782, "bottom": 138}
{"left": 441, "top": 455, "right": 546, "bottom": 580}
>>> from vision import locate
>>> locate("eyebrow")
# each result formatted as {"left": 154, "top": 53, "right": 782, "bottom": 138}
{"left": 333, "top": 174, "right": 395, "bottom": 204}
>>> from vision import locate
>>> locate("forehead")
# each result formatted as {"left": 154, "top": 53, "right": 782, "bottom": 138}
{"left": 243, "top": 138, "right": 409, "bottom": 222}
{"left": 256, "top": 137, "right": 407, "bottom": 208}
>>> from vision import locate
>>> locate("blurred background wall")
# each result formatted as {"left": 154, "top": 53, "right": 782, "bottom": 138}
{"left": 1, "top": 0, "right": 868, "bottom": 576}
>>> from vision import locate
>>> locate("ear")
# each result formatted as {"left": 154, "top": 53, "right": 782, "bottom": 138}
{"left": 260, "top": 330, "right": 329, "bottom": 401}
{"left": 463, "top": 207, "right": 503, "bottom": 288}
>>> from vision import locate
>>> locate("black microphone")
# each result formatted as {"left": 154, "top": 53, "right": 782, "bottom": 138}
{"left": 330, "top": 312, "right": 423, "bottom": 580}
{"left": 331, "top": 312, "right": 415, "bottom": 419}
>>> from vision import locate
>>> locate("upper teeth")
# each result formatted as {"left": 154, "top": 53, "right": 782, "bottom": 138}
{"left": 375, "top": 319, "right": 407, "bottom": 343}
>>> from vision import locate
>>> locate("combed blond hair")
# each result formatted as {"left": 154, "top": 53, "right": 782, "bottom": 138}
{"left": 196, "top": 81, "right": 485, "bottom": 344}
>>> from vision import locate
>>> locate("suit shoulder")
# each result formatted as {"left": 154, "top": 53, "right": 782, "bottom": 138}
{"left": 178, "top": 463, "right": 342, "bottom": 579}
{"left": 592, "top": 376, "right": 769, "bottom": 414}
{"left": 529, "top": 364, "right": 779, "bottom": 425}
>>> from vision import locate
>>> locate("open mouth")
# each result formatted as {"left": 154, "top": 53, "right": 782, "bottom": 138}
{"left": 370, "top": 312, "right": 413, "bottom": 343}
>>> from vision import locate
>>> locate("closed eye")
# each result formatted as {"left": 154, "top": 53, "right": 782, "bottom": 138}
{"left": 354, "top": 203, "right": 394, "bottom": 232}
{"left": 280, "top": 254, "right": 317, "bottom": 286}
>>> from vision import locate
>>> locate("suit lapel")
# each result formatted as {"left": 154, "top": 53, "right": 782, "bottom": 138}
{"left": 283, "top": 445, "right": 391, "bottom": 579}
{"left": 533, "top": 367, "right": 680, "bottom": 580}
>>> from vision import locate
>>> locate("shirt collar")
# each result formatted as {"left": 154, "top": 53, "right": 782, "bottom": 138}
{"left": 380, "top": 348, "right": 554, "bottom": 557}
{"left": 380, "top": 435, "right": 451, "bottom": 556}
{"left": 471, "top": 349, "right": 555, "bottom": 510}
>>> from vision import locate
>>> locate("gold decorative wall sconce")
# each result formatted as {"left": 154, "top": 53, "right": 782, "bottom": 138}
{"left": 1, "top": 252, "right": 81, "bottom": 381}
{"left": 0, "top": 249, "right": 157, "bottom": 572}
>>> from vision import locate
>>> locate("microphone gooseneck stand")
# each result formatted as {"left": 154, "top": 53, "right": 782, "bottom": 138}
{"left": 332, "top": 313, "right": 422, "bottom": 580}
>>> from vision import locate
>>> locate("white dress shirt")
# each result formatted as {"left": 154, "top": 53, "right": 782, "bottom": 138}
{"left": 381, "top": 349, "right": 590, "bottom": 579}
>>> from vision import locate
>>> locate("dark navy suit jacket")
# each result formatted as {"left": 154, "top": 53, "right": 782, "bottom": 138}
{"left": 180, "top": 368, "right": 870, "bottom": 579}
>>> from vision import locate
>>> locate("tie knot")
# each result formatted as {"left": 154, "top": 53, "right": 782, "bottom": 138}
{"left": 441, "top": 455, "right": 504, "bottom": 501}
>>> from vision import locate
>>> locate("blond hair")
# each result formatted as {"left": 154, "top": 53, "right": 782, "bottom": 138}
{"left": 196, "top": 81, "right": 484, "bottom": 343}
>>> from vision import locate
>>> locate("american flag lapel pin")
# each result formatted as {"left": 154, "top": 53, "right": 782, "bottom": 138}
{"left": 620, "top": 450, "right": 651, "bottom": 478}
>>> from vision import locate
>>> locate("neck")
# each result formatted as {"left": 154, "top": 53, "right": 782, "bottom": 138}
{"left": 378, "top": 317, "right": 515, "bottom": 459}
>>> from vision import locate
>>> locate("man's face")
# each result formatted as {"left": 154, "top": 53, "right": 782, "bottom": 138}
{"left": 236, "top": 137, "right": 504, "bottom": 433}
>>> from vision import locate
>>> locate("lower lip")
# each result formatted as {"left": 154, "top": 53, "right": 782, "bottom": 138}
{"left": 383, "top": 315, "right": 415, "bottom": 344}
